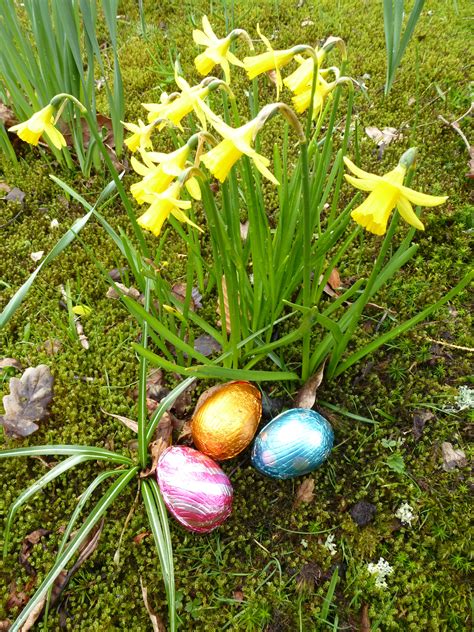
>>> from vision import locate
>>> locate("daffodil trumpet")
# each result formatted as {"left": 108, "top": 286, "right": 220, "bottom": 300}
{"left": 344, "top": 147, "right": 448, "bottom": 235}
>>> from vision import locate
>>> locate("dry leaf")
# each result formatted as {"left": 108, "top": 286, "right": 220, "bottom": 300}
{"left": 6, "top": 581, "right": 31, "bottom": 610}
{"left": 140, "top": 577, "right": 167, "bottom": 632}
{"left": 177, "top": 420, "right": 193, "bottom": 443}
{"left": 101, "top": 409, "right": 138, "bottom": 433}
{"left": 0, "top": 182, "right": 11, "bottom": 193}
{"left": 106, "top": 283, "right": 141, "bottom": 301}
{"left": 30, "top": 251, "right": 44, "bottom": 262}
{"left": 1, "top": 365, "right": 54, "bottom": 436}
{"left": 42, "top": 339, "right": 62, "bottom": 355}
{"left": 294, "top": 478, "right": 315, "bottom": 507}
{"left": 294, "top": 360, "right": 326, "bottom": 409}
{"left": 75, "top": 318, "right": 89, "bottom": 350}
{"left": 0, "top": 102, "right": 17, "bottom": 127}
{"left": 232, "top": 589, "right": 244, "bottom": 602}
{"left": 19, "top": 598, "right": 46, "bottom": 632}
{"left": 365, "top": 126, "right": 399, "bottom": 147}
{"left": 412, "top": 410, "right": 434, "bottom": 441}
{"left": 133, "top": 531, "right": 151, "bottom": 544}
{"left": 216, "top": 276, "right": 231, "bottom": 334}
{"left": 108, "top": 266, "right": 128, "bottom": 281}
{"left": 240, "top": 221, "right": 249, "bottom": 240}
{"left": 171, "top": 283, "right": 202, "bottom": 311}
{"left": 327, "top": 268, "right": 341, "bottom": 290}
{"left": 0, "top": 620, "right": 11, "bottom": 631}
{"left": 3, "top": 187, "right": 26, "bottom": 204}
{"left": 441, "top": 442, "right": 467, "bottom": 471}
{"left": 0, "top": 358, "right": 22, "bottom": 370}
{"left": 19, "top": 529, "right": 51, "bottom": 575}
{"left": 194, "top": 334, "right": 222, "bottom": 357}
{"left": 360, "top": 603, "right": 371, "bottom": 632}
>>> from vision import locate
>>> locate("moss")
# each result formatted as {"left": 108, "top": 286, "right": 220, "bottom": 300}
{"left": 1, "top": 0, "right": 473, "bottom": 629}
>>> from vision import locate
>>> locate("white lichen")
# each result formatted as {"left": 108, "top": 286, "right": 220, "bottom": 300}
{"left": 367, "top": 557, "right": 393, "bottom": 589}
{"left": 324, "top": 533, "right": 337, "bottom": 556}
{"left": 395, "top": 503, "right": 415, "bottom": 526}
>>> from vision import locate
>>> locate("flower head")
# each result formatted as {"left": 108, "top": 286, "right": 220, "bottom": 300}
{"left": 138, "top": 181, "right": 202, "bottom": 237}
{"left": 130, "top": 144, "right": 192, "bottom": 203}
{"left": 283, "top": 50, "right": 325, "bottom": 95}
{"left": 9, "top": 103, "right": 66, "bottom": 150}
{"left": 242, "top": 26, "right": 295, "bottom": 97}
{"left": 122, "top": 119, "right": 156, "bottom": 153}
{"left": 200, "top": 103, "right": 279, "bottom": 184}
{"left": 367, "top": 557, "right": 393, "bottom": 589}
{"left": 345, "top": 149, "right": 448, "bottom": 235}
{"left": 291, "top": 71, "right": 337, "bottom": 117}
{"left": 193, "top": 15, "right": 244, "bottom": 83}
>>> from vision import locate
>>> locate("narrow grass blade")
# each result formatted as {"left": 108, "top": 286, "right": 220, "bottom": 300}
{"left": 8, "top": 467, "right": 138, "bottom": 632}
{"left": 185, "top": 365, "right": 299, "bottom": 382}
{"left": 0, "top": 444, "right": 133, "bottom": 464}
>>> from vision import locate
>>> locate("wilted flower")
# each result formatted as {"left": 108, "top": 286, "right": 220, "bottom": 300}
{"left": 9, "top": 103, "right": 66, "bottom": 150}
{"left": 367, "top": 557, "right": 393, "bottom": 589}
{"left": 345, "top": 148, "right": 448, "bottom": 235}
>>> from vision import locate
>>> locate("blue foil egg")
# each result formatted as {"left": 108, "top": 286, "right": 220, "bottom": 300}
{"left": 251, "top": 408, "right": 334, "bottom": 479}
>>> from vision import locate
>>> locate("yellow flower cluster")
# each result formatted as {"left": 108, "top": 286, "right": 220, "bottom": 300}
{"left": 8, "top": 16, "right": 448, "bottom": 237}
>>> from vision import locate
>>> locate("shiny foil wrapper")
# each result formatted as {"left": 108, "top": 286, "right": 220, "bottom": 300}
{"left": 192, "top": 381, "right": 262, "bottom": 461}
{"left": 251, "top": 408, "right": 334, "bottom": 479}
{"left": 157, "top": 446, "right": 233, "bottom": 533}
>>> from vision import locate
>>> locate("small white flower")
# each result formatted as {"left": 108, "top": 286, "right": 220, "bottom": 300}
{"left": 455, "top": 386, "right": 474, "bottom": 411}
{"left": 367, "top": 557, "right": 393, "bottom": 589}
{"left": 50, "top": 218, "right": 59, "bottom": 229}
{"left": 30, "top": 250, "right": 44, "bottom": 262}
{"left": 324, "top": 533, "right": 337, "bottom": 556}
{"left": 395, "top": 503, "right": 415, "bottom": 526}
{"left": 301, "top": 538, "right": 308, "bottom": 549}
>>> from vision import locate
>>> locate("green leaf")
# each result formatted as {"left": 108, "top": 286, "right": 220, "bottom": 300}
{"left": 386, "top": 452, "right": 406, "bottom": 474}
{"left": 0, "top": 444, "right": 133, "bottom": 464}
{"left": 185, "top": 364, "right": 299, "bottom": 382}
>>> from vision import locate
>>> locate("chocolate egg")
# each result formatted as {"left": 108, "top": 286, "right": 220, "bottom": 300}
{"left": 192, "top": 381, "right": 262, "bottom": 461}
{"left": 251, "top": 408, "right": 334, "bottom": 479}
{"left": 157, "top": 446, "right": 233, "bottom": 533}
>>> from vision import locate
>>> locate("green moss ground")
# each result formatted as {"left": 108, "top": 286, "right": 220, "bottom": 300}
{"left": 1, "top": 0, "right": 473, "bottom": 629}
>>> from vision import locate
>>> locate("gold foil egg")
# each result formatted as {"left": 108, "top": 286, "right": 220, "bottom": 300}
{"left": 192, "top": 381, "right": 262, "bottom": 461}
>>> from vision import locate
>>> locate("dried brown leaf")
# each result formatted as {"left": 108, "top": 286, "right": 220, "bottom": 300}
{"left": 101, "top": 409, "right": 138, "bottom": 433}
{"left": 3, "top": 187, "right": 26, "bottom": 204}
{"left": 365, "top": 126, "right": 399, "bottom": 146}
{"left": 19, "top": 597, "right": 46, "bottom": 632}
{"left": 412, "top": 410, "right": 434, "bottom": 441}
{"left": 194, "top": 334, "right": 222, "bottom": 357}
{"left": 0, "top": 182, "right": 11, "bottom": 193}
{"left": 42, "top": 339, "right": 62, "bottom": 355}
{"left": 171, "top": 283, "right": 202, "bottom": 311}
{"left": 327, "top": 268, "right": 341, "bottom": 291}
{"left": 177, "top": 420, "right": 193, "bottom": 443}
{"left": 0, "top": 358, "right": 22, "bottom": 370}
{"left": 140, "top": 577, "right": 167, "bottom": 632}
{"left": 232, "top": 589, "right": 244, "bottom": 602}
{"left": 106, "top": 283, "right": 141, "bottom": 301}
{"left": 294, "top": 478, "right": 315, "bottom": 507}
{"left": 0, "top": 620, "right": 11, "bottom": 631}
{"left": 240, "top": 221, "right": 249, "bottom": 240}
{"left": 216, "top": 276, "right": 231, "bottom": 334}
{"left": 360, "top": 603, "right": 371, "bottom": 632}
{"left": 0, "top": 102, "right": 17, "bottom": 127}
{"left": 441, "top": 442, "right": 467, "bottom": 471}
{"left": 1, "top": 365, "right": 54, "bottom": 437}
{"left": 19, "top": 529, "right": 51, "bottom": 575}
{"left": 294, "top": 360, "right": 326, "bottom": 409}
{"left": 133, "top": 531, "right": 151, "bottom": 544}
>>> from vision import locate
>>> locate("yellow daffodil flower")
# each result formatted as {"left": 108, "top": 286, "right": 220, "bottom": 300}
{"left": 143, "top": 66, "right": 211, "bottom": 131}
{"left": 122, "top": 119, "right": 156, "bottom": 153}
{"left": 283, "top": 51, "right": 325, "bottom": 95}
{"left": 8, "top": 103, "right": 66, "bottom": 150}
{"left": 130, "top": 145, "right": 192, "bottom": 203}
{"left": 199, "top": 103, "right": 279, "bottom": 184}
{"left": 193, "top": 15, "right": 244, "bottom": 83}
{"left": 138, "top": 181, "right": 203, "bottom": 237}
{"left": 344, "top": 150, "right": 448, "bottom": 235}
{"left": 291, "top": 72, "right": 336, "bottom": 117}
{"left": 242, "top": 25, "right": 295, "bottom": 97}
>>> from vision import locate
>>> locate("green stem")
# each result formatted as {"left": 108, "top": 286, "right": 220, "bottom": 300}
{"left": 300, "top": 140, "right": 312, "bottom": 381}
{"left": 137, "top": 279, "right": 151, "bottom": 468}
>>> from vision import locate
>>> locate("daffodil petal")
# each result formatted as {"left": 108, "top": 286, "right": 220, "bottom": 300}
{"left": 202, "top": 15, "right": 217, "bottom": 41}
{"left": 343, "top": 156, "right": 381, "bottom": 181}
{"left": 252, "top": 152, "right": 279, "bottom": 185}
{"left": 227, "top": 51, "right": 244, "bottom": 67}
{"left": 344, "top": 174, "right": 377, "bottom": 192}
{"left": 45, "top": 125, "right": 66, "bottom": 149}
{"left": 398, "top": 186, "right": 448, "bottom": 208}
{"left": 131, "top": 156, "right": 151, "bottom": 176}
{"left": 171, "top": 208, "right": 203, "bottom": 232}
{"left": 185, "top": 177, "right": 202, "bottom": 200}
{"left": 396, "top": 196, "right": 424, "bottom": 230}
{"left": 193, "top": 28, "right": 211, "bottom": 46}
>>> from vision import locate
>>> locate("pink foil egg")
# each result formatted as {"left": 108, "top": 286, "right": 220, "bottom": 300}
{"left": 156, "top": 446, "right": 233, "bottom": 533}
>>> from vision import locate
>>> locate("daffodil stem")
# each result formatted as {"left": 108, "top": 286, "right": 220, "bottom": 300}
{"left": 300, "top": 140, "right": 312, "bottom": 382}
{"left": 138, "top": 278, "right": 151, "bottom": 469}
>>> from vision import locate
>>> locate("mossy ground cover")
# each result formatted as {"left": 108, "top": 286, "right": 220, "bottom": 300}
{"left": 1, "top": 0, "right": 472, "bottom": 630}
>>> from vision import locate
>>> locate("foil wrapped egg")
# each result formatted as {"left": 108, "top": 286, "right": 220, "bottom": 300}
{"left": 156, "top": 446, "right": 233, "bottom": 533}
{"left": 192, "top": 381, "right": 262, "bottom": 461}
{"left": 251, "top": 408, "right": 334, "bottom": 479}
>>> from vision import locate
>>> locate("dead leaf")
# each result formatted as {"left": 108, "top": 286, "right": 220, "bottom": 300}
{"left": 19, "top": 598, "right": 46, "bottom": 632}
{"left": 294, "top": 360, "right": 326, "bottom": 409}
{"left": 141, "top": 413, "right": 174, "bottom": 477}
{"left": 19, "top": 529, "right": 51, "bottom": 575}
{"left": 365, "top": 126, "right": 399, "bottom": 147}
{"left": 216, "top": 276, "right": 231, "bottom": 334}
{"left": 0, "top": 102, "right": 17, "bottom": 127}
{"left": 194, "top": 334, "right": 222, "bottom": 357}
{"left": 294, "top": 478, "right": 315, "bottom": 507}
{"left": 0, "top": 182, "right": 11, "bottom": 193}
{"left": 30, "top": 251, "right": 44, "bottom": 262}
{"left": 441, "top": 442, "right": 467, "bottom": 471}
{"left": 108, "top": 267, "right": 128, "bottom": 281}
{"left": 133, "top": 531, "right": 151, "bottom": 544}
{"left": 140, "top": 577, "right": 167, "bottom": 632}
{"left": 177, "top": 420, "right": 193, "bottom": 443}
{"left": 0, "top": 620, "right": 11, "bottom": 631}
{"left": 412, "top": 410, "right": 434, "bottom": 441}
{"left": 318, "top": 275, "right": 338, "bottom": 298}
{"left": 360, "top": 603, "right": 371, "bottom": 632}
{"left": 42, "top": 339, "right": 62, "bottom": 355}
{"left": 240, "top": 221, "right": 249, "bottom": 240}
{"left": 102, "top": 409, "right": 138, "bottom": 433}
{"left": 295, "top": 562, "right": 323, "bottom": 592}
{"left": 6, "top": 580, "right": 31, "bottom": 610}
{"left": 74, "top": 318, "right": 89, "bottom": 350}
{"left": 327, "top": 268, "right": 341, "bottom": 290}
{"left": 2, "top": 187, "right": 25, "bottom": 204}
{"left": 171, "top": 283, "right": 202, "bottom": 311}
{"left": 266, "top": 69, "right": 277, "bottom": 86}
{"left": 232, "top": 589, "right": 244, "bottom": 602}
{"left": 0, "top": 358, "right": 22, "bottom": 370}
{"left": 106, "top": 283, "right": 141, "bottom": 301}
{"left": 1, "top": 365, "right": 54, "bottom": 437}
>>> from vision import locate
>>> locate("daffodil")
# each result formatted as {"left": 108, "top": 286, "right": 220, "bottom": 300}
{"left": 8, "top": 103, "right": 66, "bottom": 150}
{"left": 344, "top": 149, "right": 448, "bottom": 235}
{"left": 283, "top": 51, "right": 325, "bottom": 95}
{"left": 143, "top": 66, "right": 212, "bottom": 131}
{"left": 193, "top": 15, "right": 245, "bottom": 83}
{"left": 122, "top": 119, "right": 155, "bottom": 153}
{"left": 291, "top": 72, "right": 337, "bottom": 117}
{"left": 199, "top": 103, "right": 279, "bottom": 184}
{"left": 138, "top": 181, "right": 203, "bottom": 237}
{"left": 130, "top": 145, "right": 192, "bottom": 203}
{"left": 242, "top": 25, "right": 295, "bottom": 97}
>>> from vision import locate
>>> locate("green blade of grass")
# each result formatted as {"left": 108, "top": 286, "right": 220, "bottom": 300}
{"left": 0, "top": 444, "right": 133, "bottom": 464}
{"left": 8, "top": 467, "right": 138, "bottom": 632}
